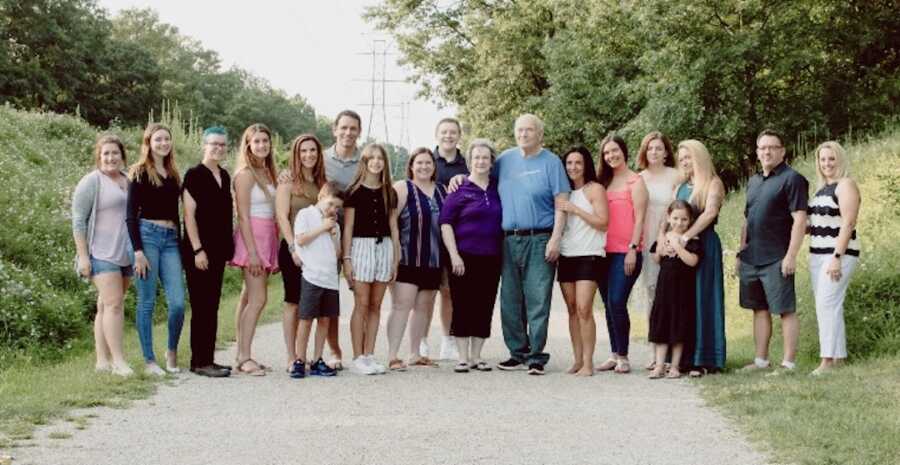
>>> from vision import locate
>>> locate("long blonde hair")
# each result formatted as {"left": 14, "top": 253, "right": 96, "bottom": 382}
{"left": 129, "top": 123, "right": 180, "bottom": 186}
{"left": 235, "top": 123, "right": 278, "bottom": 201}
{"left": 677, "top": 139, "right": 718, "bottom": 211}
{"left": 814, "top": 141, "right": 850, "bottom": 189}
{"left": 347, "top": 143, "right": 398, "bottom": 210}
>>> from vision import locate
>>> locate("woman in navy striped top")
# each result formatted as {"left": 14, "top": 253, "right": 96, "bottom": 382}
{"left": 385, "top": 148, "right": 447, "bottom": 370}
{"left": 807, "top": 141, "right": 861, "bottom": 376}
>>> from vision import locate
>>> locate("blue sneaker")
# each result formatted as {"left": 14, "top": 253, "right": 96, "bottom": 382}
{"left": 310, "top": 358, "right": 337, "bottom": 377}
{"left": 290, "top": 359, "right": 306, "bottom": 379}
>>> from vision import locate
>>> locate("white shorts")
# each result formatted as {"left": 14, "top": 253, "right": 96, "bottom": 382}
{"left": 350, "top": 237, "right": 394, "bottom": 283}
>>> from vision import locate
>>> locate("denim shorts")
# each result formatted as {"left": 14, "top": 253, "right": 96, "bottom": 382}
{"left": 90, "top": 256, "right": 134, "bottom": 278}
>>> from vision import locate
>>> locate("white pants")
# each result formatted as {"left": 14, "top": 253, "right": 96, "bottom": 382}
{"left": 809, "top": 254, "right": 858, "bottom": 359}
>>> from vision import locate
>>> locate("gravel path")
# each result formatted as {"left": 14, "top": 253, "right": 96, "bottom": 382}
{"left": 17, "top": 283, "right": 766, "bottom": 465}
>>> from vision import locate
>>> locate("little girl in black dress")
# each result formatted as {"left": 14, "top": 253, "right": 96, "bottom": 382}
{"left": 648, "top": 200, "right": 702, "bottom": 379}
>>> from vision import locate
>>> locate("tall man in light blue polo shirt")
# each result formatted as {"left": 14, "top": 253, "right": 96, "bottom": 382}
{"left": 495, "top": 114, "right": 570, "bottom": 375}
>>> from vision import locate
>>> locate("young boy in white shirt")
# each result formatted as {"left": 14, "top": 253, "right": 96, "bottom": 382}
{"left": 291, "top": 183, "right": 345, "bottom": 378}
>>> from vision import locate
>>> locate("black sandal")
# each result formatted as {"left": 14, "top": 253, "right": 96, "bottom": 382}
{"left": 470, "top": 361, "right": 492, "bottom": 372}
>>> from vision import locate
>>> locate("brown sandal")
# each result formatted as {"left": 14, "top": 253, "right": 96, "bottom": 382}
{"left": 235, "top": 358, "right": 266, "bottom": 377}
{"left": 409, "top": 356, "right": 438, "bottom": 367}
{"left": 389, "top": 359, "right": 407, "bottom": 371}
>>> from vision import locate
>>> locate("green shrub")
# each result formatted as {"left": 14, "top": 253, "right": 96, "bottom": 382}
{"left": 0, "top": 106, "right": 222, "bottom": 368}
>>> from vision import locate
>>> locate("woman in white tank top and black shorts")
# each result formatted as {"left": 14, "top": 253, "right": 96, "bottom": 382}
{"left": 557, "top": 146, "right": 609, "bottom": 376}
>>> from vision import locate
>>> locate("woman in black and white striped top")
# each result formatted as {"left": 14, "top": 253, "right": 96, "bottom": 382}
{"left": 807, "top": 141, "right": 861, "bottom": 376}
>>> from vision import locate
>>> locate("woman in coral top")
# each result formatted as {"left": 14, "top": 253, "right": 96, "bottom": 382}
{"left": 595, "top": 133, "right": 648, "bottom": 374}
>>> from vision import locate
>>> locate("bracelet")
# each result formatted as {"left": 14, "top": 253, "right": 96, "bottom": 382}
{"left": 342, "top": 256, "right": 352, "bottom": 261}
{"left": 288, "top": 243, "right": 296, "bottom": 253}
{"left": 192, "top": 247, "right": 204, "bottom": 256}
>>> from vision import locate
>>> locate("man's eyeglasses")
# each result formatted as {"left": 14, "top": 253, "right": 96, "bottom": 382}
{"left": 206, "top": 142, "right": 228, "bottom": 148}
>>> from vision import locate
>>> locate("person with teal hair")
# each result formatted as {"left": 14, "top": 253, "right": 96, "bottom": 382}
{"left": 181, "top": 126, "right": 234, "bottom": 377}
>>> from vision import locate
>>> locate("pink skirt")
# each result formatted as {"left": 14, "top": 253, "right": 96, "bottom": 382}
{"left": 229, "top": 217, "right": 280, "bottom": 273}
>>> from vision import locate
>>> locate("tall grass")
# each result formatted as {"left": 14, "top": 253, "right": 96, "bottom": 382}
{"left": 0, "top": 105, "right": 242, "bottom": 368}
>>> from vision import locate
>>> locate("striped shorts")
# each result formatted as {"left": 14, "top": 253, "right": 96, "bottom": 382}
{"left": 350, "top": 237, "right": 394, "bottom": 283}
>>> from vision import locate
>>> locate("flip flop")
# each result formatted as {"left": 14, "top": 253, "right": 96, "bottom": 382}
{"left": 235, "top": 358, "right": 266, "bottom": 377}
{"left": 596, "top": 358, "right": 618, "bottom": 372}
{"left": 665, "top": 369, "right": 682, "bottom": 379}
{"left": 689, "top": 367, "right": 708, "bottom": 378}
{"left": 409, "top": 357, "right": 438, "bottom": 367}
{"left": 388, "top": 359, "right": 407, "bottom": 371}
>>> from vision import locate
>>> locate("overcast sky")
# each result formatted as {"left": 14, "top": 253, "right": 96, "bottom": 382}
{"left": 97, "top": 0, "right": 455, "bottom": 149}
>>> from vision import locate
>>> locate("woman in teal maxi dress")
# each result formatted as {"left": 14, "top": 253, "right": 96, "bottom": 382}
{"left": 673, "top": 140, "right": 726, "bottom": 373}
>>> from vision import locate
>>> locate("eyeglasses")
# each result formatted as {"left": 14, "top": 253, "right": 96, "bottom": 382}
{"left": 757, "top": 145, "right": 783, "bottom": 151}
{"left": 206, "top": 142, "right": 228, "bottom": 148}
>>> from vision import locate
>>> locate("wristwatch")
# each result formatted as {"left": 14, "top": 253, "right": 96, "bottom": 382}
{"left": 833, "top": 251, "right": 842, "bottom": 259}
{"left": 192, "top": 246, "right": 204, "bottom": 256}
{"left": 628, "top": 243, "right": 638, "bottom": 251}
{"left": 288, "top": 243, "right": 296, "bottom": 254}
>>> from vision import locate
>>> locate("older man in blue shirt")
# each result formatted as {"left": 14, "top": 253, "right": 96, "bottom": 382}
{"left": 494, "top": 114, "right": 570, "bottom": 375}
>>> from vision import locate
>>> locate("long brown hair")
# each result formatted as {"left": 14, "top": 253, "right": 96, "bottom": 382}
{"left": 347, "top": 143, "right": 397, "bottom": 210}
{"left": 94, "top": 134, "right": 127, "bottom": 169}
{"left": 129, "top": 123, "right": 180, "bottom": 186}
{"left": 289, "top": 134, "right": 326, "bottom": 192}
{"left": 236, "top": 123, "right": 278, "bottom": 201}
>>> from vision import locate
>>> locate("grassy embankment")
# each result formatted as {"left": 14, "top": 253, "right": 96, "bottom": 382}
{"left": 0, "top": 107, "right": 285, "bottom": 448}
{"left": 695, "top": 129, "right": 900, "bottom": 465}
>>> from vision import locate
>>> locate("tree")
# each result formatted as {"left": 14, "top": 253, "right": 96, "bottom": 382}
{"left": 0, "top": 0, "right": 161, "bottom": 127}
{"left": 367, "top": 0, "right": 900, "bottom": 187}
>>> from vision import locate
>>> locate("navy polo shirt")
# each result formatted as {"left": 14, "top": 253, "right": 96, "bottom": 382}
{"left": 739, "top": 162, "right": 809, "bottom": 266}
{"left": 434, "top": 147, "right": 469, "bottom": 188}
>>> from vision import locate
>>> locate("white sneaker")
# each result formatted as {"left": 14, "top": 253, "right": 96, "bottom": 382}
{"left": 145, "top": 362, "right": 166, "bottom": 377}
{"left": 111, "top": 363, "right": 134, "bottom": 377}
{"left": 353, "top": 356, "right": 377, "bottom": 375}
{"left": 439, "top": 336, "right": 459, "bottom": 361}
{"left": 367, "top": 355, "right": 387, "bottom": 374}
{"left": 419, "top": 339, "right": 430, "bottom": 357}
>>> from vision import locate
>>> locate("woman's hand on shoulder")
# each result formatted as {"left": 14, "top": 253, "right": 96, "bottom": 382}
{"left": 277, "top": 169, "right": 293, "bottom": 185}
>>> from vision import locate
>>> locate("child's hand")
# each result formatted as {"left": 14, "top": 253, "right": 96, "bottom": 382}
{"left": 665, "top": 231, "right": 682, "bottom": 249}
{"left": 322, "top": 217, "right": 336, "bottom": 231}
{"left": 663, "top": 240, "right": 677, "bottom": 257}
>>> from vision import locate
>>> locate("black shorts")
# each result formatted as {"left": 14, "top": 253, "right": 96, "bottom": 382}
{"left": 395, "top": 264, "right": 442, "bottom": 290}
{"left": 557, "top": 255, "right": 606, "bottom": 283}
{"left": 278, "top": 240, "right": 301, "bottom": 304}
{"left": 298, "top": 277, "right": 339, "bottom": 320}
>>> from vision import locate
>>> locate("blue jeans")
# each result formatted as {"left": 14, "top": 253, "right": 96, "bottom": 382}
{"left": 134, "top": 220, "right": 185, "bottom": 362}
{"left": 500, "top": 234, "right": 555, "bottom": 366}
{"left": 598, "top": 252, "right": 642, "bottom": 356}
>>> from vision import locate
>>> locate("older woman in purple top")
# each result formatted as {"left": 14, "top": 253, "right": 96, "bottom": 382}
{"left": 439, "top": 139, "right": 503, "bottom": 372}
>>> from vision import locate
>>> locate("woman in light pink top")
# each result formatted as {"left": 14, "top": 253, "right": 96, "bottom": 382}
{"left": 637, "top": 131, "right": 681, "bottom": 369}
{"left": 595, "top": 134, "right": 648, "bottom": 374}
{"left": 72, "top": 134, "right": 134, "bottom": 377}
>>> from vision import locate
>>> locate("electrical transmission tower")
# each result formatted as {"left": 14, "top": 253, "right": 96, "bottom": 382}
{"left": 356, "top": 39, "right": 404, "bottom": 144}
